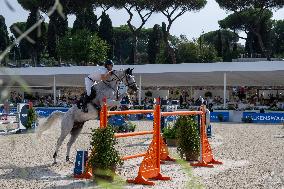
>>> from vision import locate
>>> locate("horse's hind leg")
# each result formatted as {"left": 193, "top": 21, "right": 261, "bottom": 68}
{"left": 53, "top": 130, "right": 70, "bottom": 164}
{"left": 66, "top": 122, "right": 84, "bottom": 162}
{"left": 53, "top": 116, "right": 74, "bottom": 164}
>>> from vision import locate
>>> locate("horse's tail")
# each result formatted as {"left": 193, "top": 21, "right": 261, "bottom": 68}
{"left": 36, "top": 111, "right": 65, "bottom": 138}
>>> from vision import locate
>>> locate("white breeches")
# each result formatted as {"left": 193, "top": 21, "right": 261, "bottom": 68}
{"left": 85, "top": 77, "right": 94, "bottom": 96}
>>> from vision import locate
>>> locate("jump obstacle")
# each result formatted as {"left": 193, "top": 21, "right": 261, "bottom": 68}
{"left": 75, "top": 98, "right": 222, "bottom": 185}
{"left": 0, "top": 103, "right": 30, "bottom": 134}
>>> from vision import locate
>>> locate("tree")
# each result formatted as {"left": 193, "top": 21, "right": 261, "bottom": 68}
{"left": 97, "top": 0, "right": 156, "bottom": 64}
{"left": 219, "top": 9, "right": 273, "bottom": 59}
{"left": 271, "top": 20, "right": 284, "bottom": 57}
{"left": 147, "top": 24, "right": 163, "bottom": 64}
{"left": 73, "top": 6, "right": 98, "bottom": 33}
{"left": 200, "top": 29, "right": 240, "bottom": 61}
{"left": 113, "top": 25, "right": 133, "bottom": 64}
{"left": 98, "top": 12, "right": 113, "bottom": 59}
{"left": 10, "top": 22, "right": 30, "bottom": 60}
{"left": 176, "top": 36, "right": 219, "bottom": 63}
{"left": 47, "top": 11, "right": 68, "bottom": 59}
{"left": 216, "top": 0, "right": 284, "bottom": 60}
{"left": 0, "top": 15, "right": 9, "bottom": 64}
{"left": 25, "top": 8, "right": 47, "bottom": 66}
{"left": 112, "top": 25, "right": 152, "bottom": 64}
{"left": 153, "top": 0, "right": 207, "bottom": 64}
{"left": 57, "top": 30, "right": 109, "bottom": 65}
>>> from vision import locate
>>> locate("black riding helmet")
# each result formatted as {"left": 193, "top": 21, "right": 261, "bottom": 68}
{"left": 104, "top": 59, "right": 114, "bottom": 68}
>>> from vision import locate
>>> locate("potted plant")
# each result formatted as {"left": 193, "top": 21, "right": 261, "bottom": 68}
{"left": 242, "top": 116, "right": 253, "bottom": 123}
{"left": 217, "top": 113, "right": 224, "bottom": 122}
{"left": 88, "top": 126, "right": 123, "bottom": 182}
{"left": 176, "top": 116, "right": 200, "bottom": 161}
{"left": 145, "top": 90, "right": 152, "bottom": 97}
{"left": 162, "top": 124, "right": 177, "bottom": 146}
{"left": 127, "top": 121, "right": 136, "bottom": 132}
{"left": 204, "top": 91, "right": 212, "bottom": 98}
{"left": 25, "top": 107, "right": 37, "bottom": 130}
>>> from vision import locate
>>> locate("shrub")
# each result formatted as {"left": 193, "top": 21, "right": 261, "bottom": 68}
{"left": 25, "top": 107, "right": 37, "bottom": 129}
{"left": 89, "top": 126, "right": 123, "bottom": 181}
{"left": 176, "top": 116, "right": 200, "bottom": 161}
{"left": 217, "top": 113, "right": 224, "bottom": 122}
{"left": 163, "top": 124, "right": 177, "bottom": 139}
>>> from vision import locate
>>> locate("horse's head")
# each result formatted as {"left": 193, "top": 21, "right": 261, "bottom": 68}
{"left": 111, "top": 68, "right": 138, "bottom": 95}
{"left": 123, "top": 68, "right": 138, "bottom": 94}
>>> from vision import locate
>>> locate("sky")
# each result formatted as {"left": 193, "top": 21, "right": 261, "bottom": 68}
{"left": 0, "top": 0, "right": 283, "bottom": 44}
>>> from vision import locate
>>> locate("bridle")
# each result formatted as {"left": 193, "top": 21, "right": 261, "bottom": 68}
{"left": 102, "top": 70, "right": 137, "bottom": 99}
{"left": 105, "top": 70, "right": 137, "bottom": 89}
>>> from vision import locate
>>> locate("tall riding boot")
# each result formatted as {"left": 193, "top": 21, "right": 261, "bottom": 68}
{"left": 82, "top": 95, "right": 90, "bottom": 113}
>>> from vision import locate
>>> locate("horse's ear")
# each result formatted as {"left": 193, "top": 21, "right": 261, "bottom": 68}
{"left": 130, "top": 68, "right": 133, "bottom": 75}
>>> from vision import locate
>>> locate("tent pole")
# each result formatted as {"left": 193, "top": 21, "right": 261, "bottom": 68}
{"left": 138, "top": 75, "right": 142, "bottom": 106}
{"left": 53, "top": 75, "right": 56, "bottom": 106}
{"left": 223, "top": 72, "right": 227, "bottom": 108}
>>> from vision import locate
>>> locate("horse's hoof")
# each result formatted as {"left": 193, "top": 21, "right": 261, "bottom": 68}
{"left": 66, "top": 160, "right": 74, "bottom": 164}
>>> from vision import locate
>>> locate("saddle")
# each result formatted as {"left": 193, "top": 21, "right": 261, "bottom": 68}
{"left": 77, "top": 87, "right": 98, "bottom": 113}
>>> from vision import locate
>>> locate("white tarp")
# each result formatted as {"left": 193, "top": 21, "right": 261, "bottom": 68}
{"left": 1, "top": 61, "right": 284, "bottom": 87}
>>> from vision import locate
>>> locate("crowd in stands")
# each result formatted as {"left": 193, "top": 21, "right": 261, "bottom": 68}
{"left": 6, "top": 90, "right": 284, "bottom": 111}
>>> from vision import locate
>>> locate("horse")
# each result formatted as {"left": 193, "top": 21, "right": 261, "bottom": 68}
{"left": 36, "top": 68, "right": 138, "bottom": 164}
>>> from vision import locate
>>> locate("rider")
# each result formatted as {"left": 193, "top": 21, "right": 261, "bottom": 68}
{"left": 82, "top": 59, "right": 114, "bottom": 112}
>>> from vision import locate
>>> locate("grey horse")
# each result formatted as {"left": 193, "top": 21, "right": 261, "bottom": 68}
{"left": 37, "top": 68, "right": 138, "bottom": 164}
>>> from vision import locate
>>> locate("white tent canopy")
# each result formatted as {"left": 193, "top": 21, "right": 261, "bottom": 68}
{"left": 1, "top": 61, "right": 284, "bottom": 87}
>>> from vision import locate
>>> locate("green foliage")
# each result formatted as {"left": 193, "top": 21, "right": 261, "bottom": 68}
{"left": 271, "top": 20, "right": 284, "bottom": 57}
{"left": 98, "top": 12, "right": 113, "bottom": 59}
{"left": 216, "top": 0, "right": 284, "bottom": 12}
{"left": 163, "top": 124, "right": 177, "bottom": 139}
{"left": 201, "top": 29, "right": 241, "bottom": 61}
{"left": 216, "top": 0, "right": 283, "bottom": 59}
{"left": 242, "top": 116, "right": 253, "bottom": 123}
{"left": 176, "top": 116, "right": 200, "bottom": 160}
{"left": 111, "top": 122, "right": 136, "bottom": 133}
{"left": 217, "top": 114, "right": 224, "bottom": 122}
{"left": 47, "top": 11, "right": 68, "bottom": 58}
{"left": 25, "top": 107, "right": 37, "bottom": 129}
{"left": 89, "top": 126, "right": 123, "bottom": 180}
{"left": 176, "top": 39, "right": 219, "bottom": 63}
{"left": 147, "top": 24, "right": 163, "bottom": 64}
{"left": 25, "top": 8, "right": 47, "bottom": 66}
{"left": 144, "top": 91, "right": 152, "bottom": 97}
{"left": 204, "top": 91, "right": 212, "bottom": 98}
{"left": 57, "top": 30, "right": 109, "bottom": 64}
{"left": 73, "top": 7, "right": 98, "bottom": 34}
{"left": 0, "top": 15, "right": 9, "bottom": 53}
{"left": 10, "top": 22, "right": 30, "bottom": 59}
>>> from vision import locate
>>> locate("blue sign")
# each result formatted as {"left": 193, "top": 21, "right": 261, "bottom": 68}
{"left": 243, "top": 112, "right": 284, "bottom": 123}
{"left": 0, "top": 108, "right": 18, "bottom": 115}
{"left": 20, "top": 104, "right": 29, "bottom": 126}
{"left": 35, "top": 107, "right": 69, "bottom": 117}
{"left": 146, "top": 113, "right": 154, "bottom": 120}
{"left": 210, "top": 112, "right": 229, "bottom": 122}
{"left": 108, "top": 115, "right": 126, "bottom": 127}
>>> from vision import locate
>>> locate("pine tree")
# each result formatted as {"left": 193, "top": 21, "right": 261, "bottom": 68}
{"left": 25, "top": 8, "right": 46, "bottom": 66}
{"left": 147, "top": 24, "right": 162, "bottom": 64}
{"left": 0, "top": 15, "right": 9, "bottom": 64}
{"left": 10, "top": 22, "right": 30, "bottom": 59}
{"left": 98, "top": 12, "right": 113, "bottom": 59}
{"left": 73, "top": 7, "right": 98, "bottom": 34}
{"left": 47, "top": 11, "right": 68, "bottom": 59}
